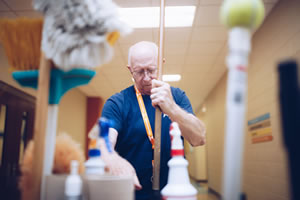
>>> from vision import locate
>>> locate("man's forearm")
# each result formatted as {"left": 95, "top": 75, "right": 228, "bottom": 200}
{"left": 168, "top": 103, "right": 206, "bottom": 146}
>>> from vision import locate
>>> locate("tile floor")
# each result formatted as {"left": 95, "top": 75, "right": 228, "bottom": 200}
{"left": 191, "top": 180, "right": 220, "bottom": 200}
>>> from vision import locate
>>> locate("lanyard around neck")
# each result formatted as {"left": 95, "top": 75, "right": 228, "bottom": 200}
{"left": 134, "top": 85, "right": 155, "bottom": 149}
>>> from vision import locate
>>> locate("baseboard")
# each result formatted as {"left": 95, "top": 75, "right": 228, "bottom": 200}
{"left": 195, "top": 179, "right": 208, "bottom": 183}
{"left": 208, "top": 187, "right": 222, "bottom": 199}
{"left": 189, "top": 176, "right": 207, "bottom": 183}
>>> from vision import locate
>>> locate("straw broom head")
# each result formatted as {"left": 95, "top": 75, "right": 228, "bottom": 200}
{"left": 0, "top": 18, "right": 43, "bottom": 71}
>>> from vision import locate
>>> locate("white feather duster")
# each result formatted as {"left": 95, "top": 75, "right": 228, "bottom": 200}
{"left": 33, "top": 0, "right": 131, "bottom": 71}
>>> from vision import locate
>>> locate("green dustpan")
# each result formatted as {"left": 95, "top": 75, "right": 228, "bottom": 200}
{"left": 12, "top": 68, "right": 96, "bottom": 104}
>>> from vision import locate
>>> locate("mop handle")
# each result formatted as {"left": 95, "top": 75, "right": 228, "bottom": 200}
{"left": 223, "top": 28, "right": 251, "bottom": 200}
{"left": 153, "top": 0, "right": 165, "bottom": 191}
{"left": 220, "top": 1, "right": 265, "bottom": 199}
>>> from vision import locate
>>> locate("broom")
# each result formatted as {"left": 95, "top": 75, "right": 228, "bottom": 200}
{"left": 0, "top": 18, "right": 52, "bottom": 200}
{"left": 0, "top": 18, "right": 43, "bottom": 71}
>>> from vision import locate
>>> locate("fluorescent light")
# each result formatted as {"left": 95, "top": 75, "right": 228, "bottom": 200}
{"left": 118, "top": 6, "right": 196, "bottom": 28}
{"left": 165, "top": 6, "right": 195, "bottom": 27}
{"left": 162, "top": 74, "right": 181, "bottom": 82}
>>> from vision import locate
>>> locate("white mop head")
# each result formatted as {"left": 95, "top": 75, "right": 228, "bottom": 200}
{"left": 33, "top": 0, "right": 131, "bottom": 71}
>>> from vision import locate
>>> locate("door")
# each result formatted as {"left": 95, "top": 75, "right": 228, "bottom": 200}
{"left": 0, "top": 81, "right": 35, "bottom": 200}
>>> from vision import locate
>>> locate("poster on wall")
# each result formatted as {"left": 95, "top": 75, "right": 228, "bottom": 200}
{"left": 248, "top": 113, "right": 273, "bottom": 144}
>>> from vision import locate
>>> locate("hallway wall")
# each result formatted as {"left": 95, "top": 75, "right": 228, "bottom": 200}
{"left": 201, "top": 74, "right": 227, "bottom": 194}
{"left": 57, "top": 89, "right": 87, "bottom": 152}
{"left": 203, "top": 0, "right": 300, "bottom": 199}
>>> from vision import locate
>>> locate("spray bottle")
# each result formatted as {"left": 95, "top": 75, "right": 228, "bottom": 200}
{"left": 85, "top": 139, "right": 105, "bottom": 175}
{"left": 161, "top": 122, "right": 197, "bottom": 200}
{"left": 64, "top": 160, "right": 82, "bottom": 200}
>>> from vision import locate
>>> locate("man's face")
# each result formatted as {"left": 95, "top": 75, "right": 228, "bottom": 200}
{"left": 129, "top": 49, "right": 157, "bottom": 95}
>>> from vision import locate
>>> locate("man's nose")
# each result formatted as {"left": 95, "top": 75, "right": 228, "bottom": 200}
{"left": 143, "top": 71, "right": 152, "bottom": 81}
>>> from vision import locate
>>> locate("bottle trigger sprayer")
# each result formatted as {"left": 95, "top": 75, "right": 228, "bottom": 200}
{"left": 161, "top": 122, "right": 197, "bottom": 200}
{"left": 99, "top": 117, "right": 113, "bottom": 153}
{"left": 85, "top": 139, "right": 105, "bottom": 175}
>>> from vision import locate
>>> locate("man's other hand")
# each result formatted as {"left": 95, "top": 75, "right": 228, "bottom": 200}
{"left": 99, "top": 139, "right": 142, "bottom": 190}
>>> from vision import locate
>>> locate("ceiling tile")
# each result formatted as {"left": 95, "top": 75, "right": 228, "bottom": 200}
{"left": 118, "top": 29, "right": 153, "bottom": 45}
{"left": 191, "top": 27, "right": 228, "bottom": 42}
{"left": 209, "top": 47, "right": 227, "bottom": 73}
{"left": 199, "top": 0, "right": 223, "bottom": 6}
{"left": 152, "top": 0, "right": 199, "bottom": 6}
{"left": 187, "top": 42, "right": 224, "bottom": 56}
{"left": 179, "top": 79, "right": 207, "bottom": 108}
{"left": 184, "top": 55, "right": 216, "bottom": 65}
{"left": 163, "top": 54, "right": 185, "bottom": 65}
{"left": 262, "top": 0, "right": 278, "bottom": 3}
{"left": 0, "top": 1, "right": 10, "bottom": 11}
{"left": 182, "top": 64, "right": 212, "bottom": 74}
{"left": 164, "top": 43, "right": 188, "bottom": 55}
{"left": 119, "top": 44, "right": 132, "bottom": 61}
{"left": 194, "top": 6, "right": 222, "bottom": 27}
{"left": 169, "top": 82, "right": 180, "bottom": 88}
{"left": 0, "top": 11, "right": 16, "bottom": 18}
{"left": 104, "top": 56, "right": 126, "bottom": 67}
{"left": 180, "top": 72, "right": 207, "bottom": 88}
{"left": 264, "top": 3, "right": 276, "bottom": 16}
{"left": 3, "top": 0, "right": 32, "bottom": 11}
{"left": 211, "top": 62, "right": 227, "bottom": 74}
{"left": 111, "top": 43, "right": 123, "bottom": 57}
{"left": 89, "top": 74, "right": 118, "bottom": 97}
{"left": 153, "top": 28, "right": 193, "bottom": 43}
{"left": 165, "top": 28, "right": 193, "bottom": 43}
{"left": 201, "top": 73, "right": 225, "bottom": 87}
{"left": 163, "top": 64, "right": 183, "bottom": 74}
{"left": 106, "top": 74, "right": 134, "bottom": 93}
{"left": 114, "top": 0, "right": 152, "bottom": 7}
{"left": 102, "top": 65, "right": 131, "bottom": 76}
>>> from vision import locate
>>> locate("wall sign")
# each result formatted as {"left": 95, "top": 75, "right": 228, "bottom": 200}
{"left": 248, "top": 113, "right": 273, "bottom": 144}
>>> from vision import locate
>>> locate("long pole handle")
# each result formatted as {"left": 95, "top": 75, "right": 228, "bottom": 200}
{"left": 153, "top": 0, "right": 165, "bottom": 191}
{"left": 31, "top": 52, "right": 51, "bottom": 200}
{"left": 222, "top": 27, "right": 251, "bottom": 200}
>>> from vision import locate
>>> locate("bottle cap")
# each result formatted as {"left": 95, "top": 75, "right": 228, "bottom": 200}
{"left": 88, "top": 148, "right": 101, "bottom": 157}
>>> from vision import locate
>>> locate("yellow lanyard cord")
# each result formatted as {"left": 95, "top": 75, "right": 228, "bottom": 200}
{"left": 134, "top": 85, "right": 155, "bottom": 149}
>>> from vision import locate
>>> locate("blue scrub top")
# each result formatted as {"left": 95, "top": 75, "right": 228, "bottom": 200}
{"left": 101, "top": 85, "right": 193, "bottom": 200}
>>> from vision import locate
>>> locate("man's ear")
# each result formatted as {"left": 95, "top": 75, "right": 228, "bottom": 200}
{"left": 127, "top": 65, "right": 133, "bottom": 74}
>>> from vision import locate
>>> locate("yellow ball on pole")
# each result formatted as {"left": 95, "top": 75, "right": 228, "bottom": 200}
{"left": 221, "top": 0, "right": 265, "bottom": 29}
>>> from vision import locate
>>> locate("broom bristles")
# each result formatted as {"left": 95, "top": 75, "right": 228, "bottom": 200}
{"left": 0, "top": 18, "right": 43, "bottom": 71}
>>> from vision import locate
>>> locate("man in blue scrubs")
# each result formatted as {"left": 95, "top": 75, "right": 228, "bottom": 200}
{"left": 97, "top": 41, "right": 206, "bottom": 200}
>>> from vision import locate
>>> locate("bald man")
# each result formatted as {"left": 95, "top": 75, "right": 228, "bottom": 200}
{"left": 98, "top": 41, "right": 206, "bottom": 200}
